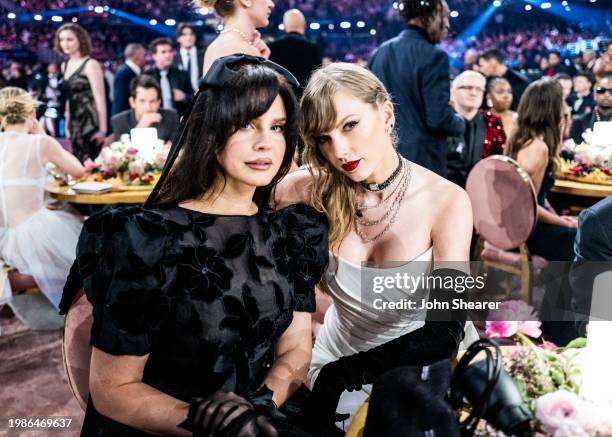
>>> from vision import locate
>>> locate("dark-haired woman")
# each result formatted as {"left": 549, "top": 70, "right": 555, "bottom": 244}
{"left": 505, "top": 78, "right": 579, "bottom": 345}
{"left": 505, "top": 78, "right": 577, "bottom": 261}
{"left": 60, "top": 56, "right": 328, "bottom": 436}
{"left": 56, "top": 23, "right": 107, "bottom": 162}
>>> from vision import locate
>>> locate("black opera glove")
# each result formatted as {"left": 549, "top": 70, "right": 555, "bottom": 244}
{"left": 311, "top": 269, "right": 470, "bottom": 410}
{"left": 313, "top": 268, "right": 469, "bottom": 392}
{"left": 180, "top": 390, "right": 277, "bottom": 437}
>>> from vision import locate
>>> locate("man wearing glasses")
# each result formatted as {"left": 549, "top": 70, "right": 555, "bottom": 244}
{"left": 446, "top": 71, "right": 506, "bottom": 187}
{"left": 570, "top": 74, "right": 612, "bottom": 144}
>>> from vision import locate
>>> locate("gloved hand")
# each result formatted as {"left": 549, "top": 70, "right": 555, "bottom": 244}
{"left": 309, "top": 269, "right": 470, "bottom": 424}
{"left": 180, "top": 390, "right": 278, "bottom": 437}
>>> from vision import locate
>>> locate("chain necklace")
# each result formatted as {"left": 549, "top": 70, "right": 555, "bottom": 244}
{"left": 356, "top": 161, "right": 410, "bottom": 226}
{"left": 355, "top": 159, "right": 412, "bottom": 243}
{"left": 359, "top": 151, "right": 403, "bottom": 192}
{"left": 220, "top": 26, "right": 252, "bottom": 45}
{"left": 595, "top": 109, "right": 611, "bottom": 122}
{"left": 356, "top": 159, "right": 406, "bottom": 212}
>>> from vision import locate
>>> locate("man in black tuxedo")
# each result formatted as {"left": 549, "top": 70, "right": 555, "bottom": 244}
{"left": 145, "top": 37, "right": 193, "bottom": 118}
{"left": 112, "top": 43, "right": 146, "bottom": 116}
{"left": 173, "top": 23, "right": 205, "bottom": 93}
{"left": 567, "top": 71, "right": 596, "bottom": 116}
{"left": 570, "top": 74, "right": 612, "bottom": 144}
{"left": 269, "top": 9, "right": 321, "bottom": 95}
{"left": 369, "top": 0, "right": 464, "bottom": 176}
{"left": 111, "top": 75, "right": 179, "bottom": 143}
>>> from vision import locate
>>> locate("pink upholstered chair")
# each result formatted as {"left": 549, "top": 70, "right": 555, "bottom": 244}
{"left": 466, "top": 155, "right": 547, "bottom": 303}
{"left": 62, "top": 288, "right": 93, "bottom": 411}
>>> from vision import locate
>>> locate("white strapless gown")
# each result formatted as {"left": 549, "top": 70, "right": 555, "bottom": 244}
{"left": 309, "top": 247, "right": 479, "bottom": 429}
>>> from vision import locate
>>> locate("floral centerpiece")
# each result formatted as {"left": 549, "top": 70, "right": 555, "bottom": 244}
{"left": 475, "top": 300, "right": 612, "bottom": 436}
{"left": 82, "top": 134, "right": 168, "bottom": 186}
{"left": 560, "top": 127, "right": 612, "bottom": 185}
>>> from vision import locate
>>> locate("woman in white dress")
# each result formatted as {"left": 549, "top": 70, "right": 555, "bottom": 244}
{"left": 275, "top": 63, "right": 479, "bottom": 430}
{"left": 0, "top": 87, "right": 85, "bottom": 308}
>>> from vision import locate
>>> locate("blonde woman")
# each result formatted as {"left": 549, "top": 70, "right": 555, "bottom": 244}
{"left": 199, "top": 0, "right": 275, "bottom": 75}
{"left": 275, "top": 63, "right": 479, "bottom": 429}
{"left": 0, "top": 87, "right": 84, "bottom": 309}
{"left": 55, "top": 23, "right": 107, "bottom": 162}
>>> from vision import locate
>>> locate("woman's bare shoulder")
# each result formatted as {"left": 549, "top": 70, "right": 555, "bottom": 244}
{"left": 410, "top": 162, "right": 471, "bottom": 215}
{"left": 274, "top": 167, "right": 313, "bottom": 208}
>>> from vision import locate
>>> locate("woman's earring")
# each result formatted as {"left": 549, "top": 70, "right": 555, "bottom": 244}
{"left": 486, "top": 99, "right": 493, "bottom": 108}
{"left": 387, "top": 123, "right": 394, "bottom": 134}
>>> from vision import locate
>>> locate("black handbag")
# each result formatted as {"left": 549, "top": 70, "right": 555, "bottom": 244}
{"left": 450, "top": 339, "right": 533, "bottom": 436}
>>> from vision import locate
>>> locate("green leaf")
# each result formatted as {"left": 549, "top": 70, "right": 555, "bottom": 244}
{"left": 564, "top": 337, "right": 587, "bottom": 349}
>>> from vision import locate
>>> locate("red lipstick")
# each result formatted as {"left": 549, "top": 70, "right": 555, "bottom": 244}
{"left": 342, "top": 159, "right": 361, "bottom": 172}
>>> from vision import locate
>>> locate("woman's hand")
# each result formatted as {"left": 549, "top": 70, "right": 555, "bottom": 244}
{"left": 559, "top": 215, "right": 578, "bottom": 228}
{"left": 252, "top": 31, "right": 271, "bottom": 58}
{"left": 91, "top": 131, "right": 106, "bottom": 145}
{"left": 184, "top": 391, "right": 277, "bottom": 437}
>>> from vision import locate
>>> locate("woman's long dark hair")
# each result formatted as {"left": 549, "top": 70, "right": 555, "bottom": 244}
{"left": 505, "top": 78, "right": 563, "bottom": 175}
{"left": 152, "top": 63, "right": 298, "bottom": 209}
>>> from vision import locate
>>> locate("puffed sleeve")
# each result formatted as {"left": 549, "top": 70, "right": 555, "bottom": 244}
{"left": 280, "top": 203, "right": 329, "bottom": 312}
{"left": 64, "top": 205, "right": 177, "bottom": 356}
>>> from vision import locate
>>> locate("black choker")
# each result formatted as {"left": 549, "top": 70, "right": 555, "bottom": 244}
{"left": 360, "top": 152, "right": 403, "bottom": 192}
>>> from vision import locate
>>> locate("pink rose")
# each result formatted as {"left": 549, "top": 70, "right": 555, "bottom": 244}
{"left": 485, "top": 320, "right": 518, "bottom": 338}
{"left": 487, "top": 300, "right": 542, "bottom": 338}
{"left": 554, "top": 419, "right": 589, "bottom": 437}
{"left": 537, "top": 340, "right": 558, "bottom": 350}
{"left": 536, "top": 390, "right": 583, "bottom": 434}
{"left": 126, "top": 146, "right": 139, "bottom": 156}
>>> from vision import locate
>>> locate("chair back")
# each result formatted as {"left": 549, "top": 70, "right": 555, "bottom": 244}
{"left": 466, "top": 155, "right": 537, "bottom": 251}
{"left": 62, "top": 288, "right": 93, "bottom": 411}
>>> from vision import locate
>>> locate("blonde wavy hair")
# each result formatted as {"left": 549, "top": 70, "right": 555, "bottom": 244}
{"left": 193, "top": 0, "right": 235, "bottom": 17}
{"left": 301, "top": 63, "right": 393, "bottom": 252}
{"left": 0, "top": 87, "right": 41, "bottom": 128}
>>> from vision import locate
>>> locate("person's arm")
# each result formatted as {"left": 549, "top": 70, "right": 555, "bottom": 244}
{"left": 262, "top": 312, "right": 312, "bottom": 407}
{"left": 273, "top": 168, "right": 313, "bottom": 209}
{"left": 422, "top": 50, "right": 465, "bottom": 136}
{"left": 84, "top": 59, "right": 108, "bottom": 139}
{"left": 89, "top": 349, "right": 191, "bottom": 436}
{"left": 41, "top": 136, "right": 85, "bottom": 178}
{"left": 431, "top": 182, "right": 473, "bottom": 265}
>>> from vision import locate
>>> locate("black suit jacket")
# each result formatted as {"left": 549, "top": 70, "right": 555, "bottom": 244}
{"left": 369, "top": 25, "right": 465, "bottom": 176}
{"left": 567, "top": 92, "right": 596, "bottom": 115}
{"left": 112, "top": 63, "right": 138, "bottom": 117}
{"left": 570, "top": 111, "right": 596, "bottom": 144}
{"left": 502, "top": 69, "right": 530, "bottom": 111}
{"left": 144, "top": 67, "right": 194, "bottom": 118}
{"left": 111, "top": 108, "right": 179, "bottom": 143}
{"left": 269, "top": 32, "right": 322, "bottom": 91}
{"left": 172, "top": 48, "right": 205, "bottom": 90}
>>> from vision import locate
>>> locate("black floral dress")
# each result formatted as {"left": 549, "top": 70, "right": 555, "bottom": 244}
{"left": 59, "top": 203, "right": 328, "bottom": 436}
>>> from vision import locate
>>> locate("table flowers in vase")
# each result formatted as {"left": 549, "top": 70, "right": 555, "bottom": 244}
{"left": 82, "top": 134, "right": 168, "bottom": 186}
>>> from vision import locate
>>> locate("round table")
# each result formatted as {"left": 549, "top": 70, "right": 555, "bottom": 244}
{"left": 552, "top": 179, "right": 612, "bottom": 198}
{"left": 46, "top": 183, "right": 153, "bottom": 204}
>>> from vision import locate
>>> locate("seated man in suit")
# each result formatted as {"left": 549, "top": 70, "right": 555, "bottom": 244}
{"left": 567, "top": 71, "right": 595, "bottom": 116}
{"left": 111, "top": 75, "right": 179, "bottom": 143}
{"left": 145, "top": 37, "right": 193, "bottom": 118}
{"left": 570, "top": 73, "right": 612, "bottom": 144}
{"left": 446, "top": 71, "right": 505, "bottom": 187}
